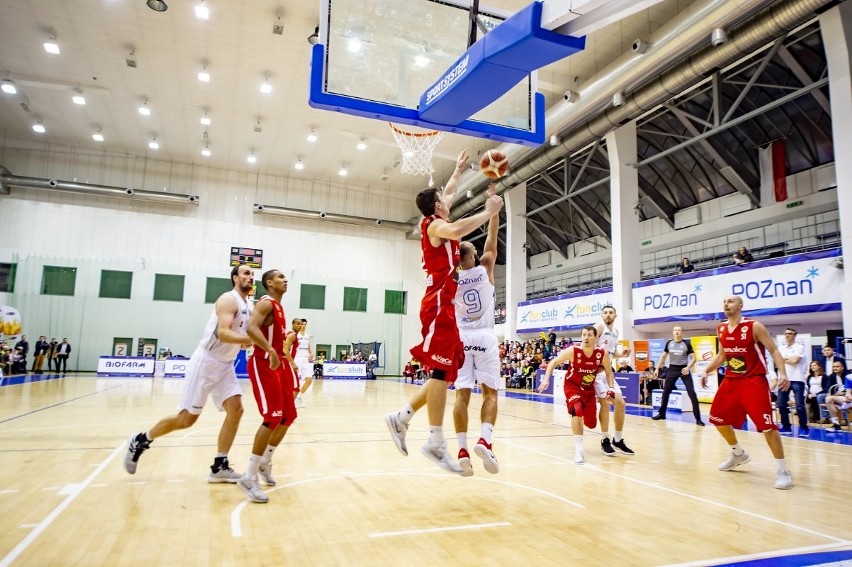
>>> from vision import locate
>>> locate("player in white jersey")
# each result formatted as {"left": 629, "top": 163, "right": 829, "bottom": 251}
{"left": 294, "top": 318, "right": 314, "bottom": 407}
{"left": 593, "top": 305, "right": 635, "bottom": 456}
{"left": 123, "top": 264, "right": 254, "bottom": 482}
{"left": 453, "top": 190, "right": 500, "bottom": 476}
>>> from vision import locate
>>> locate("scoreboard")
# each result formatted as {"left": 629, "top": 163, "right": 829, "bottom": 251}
{"left": 230, "top": 247, "right": 263, "bottom": 269}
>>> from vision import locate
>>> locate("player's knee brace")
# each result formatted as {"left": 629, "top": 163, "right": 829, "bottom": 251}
{"left": 431, "top": 368, "right": 446, "bottom": 381}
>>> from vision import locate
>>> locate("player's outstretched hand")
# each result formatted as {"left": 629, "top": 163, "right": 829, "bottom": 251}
{"left": 456, "top": 149, "right": 469, "bottom": 171}
{"left": 699, "top": 373, "right": 708, "bottom": 389}
{"left": 537, "top": 380, "right": 549, "bottom": 393}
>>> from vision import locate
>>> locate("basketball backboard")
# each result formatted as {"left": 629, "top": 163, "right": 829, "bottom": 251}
{"left": 308, "top": 0, "right": 548, "bottom": 146}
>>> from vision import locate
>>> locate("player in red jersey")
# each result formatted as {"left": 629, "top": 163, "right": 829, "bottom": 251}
{"left": 238, "top": 270, "right": 299, "bottom": 503}
{"left": 538, "top": 325, "right": 614, "bottom": 464}
{"left": 699, "top": 295, "right": 793, "bottom": 490}
{"left": 385, "top": 149, "right": 503, "bottom": 473}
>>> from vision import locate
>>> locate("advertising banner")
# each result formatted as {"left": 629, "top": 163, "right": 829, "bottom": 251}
{"left": 632, "top": 250, "right": 842, "bottom": 325}
{"left": 322, "top": 362, "right": 368, "bottom": 379}
{"left": 633, "top": 340, "right": 649, "bottom": 371}
{"left": 0, "top": 305, "right": 22, "bottom": 344}
{"left": 649, "top": 338, "right": 668, "bottom": 371}
{"left": 517, "top": 288, "right": 614, "bottom": 334}
{"left": 97, "top": 356, "right": 155, "bottom": 377}
{"left": 691, "top": 335, "right": 719, "bottom": 402}
{"left": 164, "top": 358, "right": 190, "bottom": 377}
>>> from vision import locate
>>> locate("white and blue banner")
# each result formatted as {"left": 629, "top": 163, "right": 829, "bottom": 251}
{"left": 517, "top": 288, "right": 614, "bottom": 334}
{"left": 164, "top": 358, "right": 190, "bottom": 377}
{"left": 632, "top": 250, "right": 842, "bottom": 325}
{"left": 322, "top": 362, "right": 368, "bottom": 379}
{"left": 97, "top": 356, "right": 155, "bottom": 377}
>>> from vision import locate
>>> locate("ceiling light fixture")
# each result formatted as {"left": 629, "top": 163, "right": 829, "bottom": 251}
{"left": 92, "top": 128, "right": 104, "bottom": 142}
{"left": 1, "top": 80, "right": 16, "bottom": 94}
{"left": 347, "top": 38, "right": 362, "bottom": 53}
{"left": 32, "top": 122, "right": 46, "bottom": 134}
{"left": 195, "top": 1, "right": 209, "bottom": 19}
{"left": 146, "top": 0, "right": 168, "bottom": 12}
{"left": 247, "top": 153, "right": 257, "bottom": 164}
{"left": 307, "top": 129, "right": 318, "bottom": 142}
{"left": 260, "top": 75, "right": 272, "bottom": 94}
{"left": 149, "top": 138, "right": 159, "bottom": 150}
{"left": 356, "top": 137, "right": 367, "bottom": 151}
{"left": 294, "top": 158, "right": 304, "bottom": 170}
{"left": 198, "top": 65, "right": 210, "bottom": 82}
{"left": 138, "top": 99, "right": 151, "bottom": 116}
{"left": 201, "top": 146, "right": 211, "bottom": 157}
{"left": 307, "top": 26, "right": 319, "bottom": 45}
{"left": 200, "top": 113, "right": 211, "bottom": 125}
{"left": 43, "top": 37, "right": 60, "bottom": 54}
{"left": 338, "top": 164, "right": 348, "bottom": 176}
{"left": 72, "top": 91, "right": 86, "bottom": 105}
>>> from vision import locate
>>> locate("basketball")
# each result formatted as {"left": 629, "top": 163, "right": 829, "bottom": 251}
{"left": 479, "top": 149, "right": 509, "bottom": 179}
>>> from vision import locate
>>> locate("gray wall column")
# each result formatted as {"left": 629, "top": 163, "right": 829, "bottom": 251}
{"left": 605, "top": 121, "right": 642, "bottom": 339}
{"left": 821, "top": 4, "right": 852, "bottom": 336}
{"left": 505, "top": 181, "right": 527, "bottom": 340}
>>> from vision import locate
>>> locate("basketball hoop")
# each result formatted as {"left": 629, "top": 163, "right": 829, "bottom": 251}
{"left": 389, "top": 123, "right": 444, "bottom": 187}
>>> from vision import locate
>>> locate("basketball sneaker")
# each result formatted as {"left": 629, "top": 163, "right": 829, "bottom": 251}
{"left": 384, "top": 413, "right": 408, "bottom": 456}
{"left": 237, "top": 475, "right": 269, "bottom": 503}
{"left": 208, "top": 458, "right": 241, "bottom": 483}
{"left": 612, "top": 439, "right": 635, "bottom": 455}
{"left": 295, "top": 396, "right": 304, "bottom": 408}
{"left": 600, "top": 437, "right": 616, "bottom": 456}
{"left": 458, "top": 448, "right": 474, "bottom": 477}
{"left": 830, "top": 423, "right": 841, "bottom": 431}
{"left": 421, "top": 442, "right": 463, "bottom": 473}
{"left": 774, "top": 470, "right": 793, "bottom": 490}
{"left": 123, "top": 433, "right": 151, "bottom": 475}
{"left": 474, "top": 438, "right": 499, "bottom": 474}
{"left": 574, "top": 450, "right": 585, "bottom": 465}
{"left": 718, "top": 450, "right": 751, "bottom": 471}
{"left": 258, "top": 462, "right": 276, "bottom": 486}
{"left": 778, "top": 425, "right": 793, "bottom": 434}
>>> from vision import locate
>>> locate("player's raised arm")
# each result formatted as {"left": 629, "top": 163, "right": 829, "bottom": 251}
{"left": 429, "top": 193, "right": 503, "bottom": 241}
{"left": 441, "top": 149, "right": 468, "bottom": 202}
{"left": 480, "top": 184, "right": 500, "bottom": 284}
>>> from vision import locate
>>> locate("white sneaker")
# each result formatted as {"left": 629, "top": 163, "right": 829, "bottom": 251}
{"left": 574, "top": 450, "right": 585, "bottom": 465}
{"left": 473, "top": 438, "right": 499, "bottom": 474}
{"left": 295, "top": 396, "right": 304, "bottom": 408}
{"left": 258, "top": 462, "right": 276, "bottom": 486}
{"left": 384, "top": 413, "right": 408, "bottom": 456}
{"left": 208, "top": 459, "right": 241, "bottom": 483}
{"left": 421, "top": 442, "right": 463, "bottom": 473}
{"left": 718, "top": 451, "right": 751, "bottom": 471}
{"left": 458, "top": 449, "right": 474, "bottom": 477}
{"left": 774, "top": 470, "right": 793, "bottom": 490}
{"left": 237, "top": 475, "right": 269, "bottom": 503}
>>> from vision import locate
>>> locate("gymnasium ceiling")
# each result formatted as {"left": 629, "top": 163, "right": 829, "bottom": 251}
{"left": 0, "top": 0, "right": 837, "bottom": 262}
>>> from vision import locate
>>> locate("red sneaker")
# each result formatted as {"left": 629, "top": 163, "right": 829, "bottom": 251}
{"left": 458, "top": 448, "right": 473, "bottom": 477}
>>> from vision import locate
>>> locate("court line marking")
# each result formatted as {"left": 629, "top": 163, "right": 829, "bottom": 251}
{"left": 660, "top": 540, "right": 852, "bottom": 567}
{"left": 0, "top": 443, "right": 123, "bottom": 567}
{"left": 503, "top": 438, "right": 846, "bottom": 544}
{"left": 369, "top": 521, "right": 511, "bottom": 538}
{"left": 230, "top": 471, "right": 583, "bottom": 538}
{"left": 0, "top": 386, "right": 123, "bottom": 424}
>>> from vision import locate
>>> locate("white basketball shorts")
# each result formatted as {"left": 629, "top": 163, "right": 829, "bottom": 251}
{"left": 456, "top": 328, "right": 500, "bottom": 390}
{"left": 178, "top": 348, "right": 242, "bottom": 415}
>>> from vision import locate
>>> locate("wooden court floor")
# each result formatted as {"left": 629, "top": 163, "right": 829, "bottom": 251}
{"left": 0, "top": 374, "right": 850, "bottom": 567}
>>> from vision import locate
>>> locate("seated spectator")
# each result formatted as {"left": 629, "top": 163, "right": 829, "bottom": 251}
{"left": 403, "top": 361, "right": 415, "bottom": 383}
{"left": 679, "top": 258, "right": 695, "bottom": 274}
{"left": 820, "top": 361, "right": 848, "bottom": 423}
{"left": 9, "top": 347, "right": 26, "bottom": 375}
{"left": 522, "top": 359, "right": 535, "bottom": 389}
{"left": 825, "top": 379, "right": 851, "bottom": 431}
{"left": 732, "top": 246, "right": 754, "bottom": 265}
{"left": 820, "top": 345, "right": 846, "bottom": 375}
{"left": 616, "top": 359, "right": 634, "bottom": 373}
{"left": 641, "top": 361, "right": 660, "bottom": 405}
{"left": 805, "top": 361, "right": 828, "bottom": 423}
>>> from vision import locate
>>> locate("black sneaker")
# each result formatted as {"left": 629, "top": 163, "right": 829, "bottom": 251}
{"left": 612, "top": 439, "right": 635, "bottom": 455}
{"left": 601, "top": 437, "right": 616, "bottom": 456}
{"left": 831, "top": 423, "right": 841, "bottom": 431}
{"left": 696, "top": 420, "right": 706, "bottom": 426}
{"left": 124, "top": 433, "right": 151, "bottom": 474}
{"left": 651, "top": 414, "right": 665, "bottom": 421}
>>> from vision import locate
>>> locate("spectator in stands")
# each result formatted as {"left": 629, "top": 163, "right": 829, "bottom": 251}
{"left": 824, "top": 378, "right": 851, "bottom": 431}
{"left": 679, "top": 258, "right": 695, "bottom": 274}
{"left": 522, "top": 360, "right": 535, "bottom": 389}
{"left": 0, "top": 344, "right": 11, "bottom": 376}
{"left": 820, "top": 345, "right": 846, "bottom": 375}
{"left": 805, "top": 361, "right": 828, "bottom": 423}
{"left": 9, "top": 346, "right": 26, "bottom": 375}
{"left": 640, "top": 361, "right": 659, "bottom": 405}
{"left": 403, "top": 361, "right": 415, "bottom": 383}
{"left": 616, "top": 359, "right": 634, "bottom": 372}
{"left": 732, "top": 246, "right": 754, "bottom": 266}
{"left": 819, "top": 360, "right": 848, "bottom": 423}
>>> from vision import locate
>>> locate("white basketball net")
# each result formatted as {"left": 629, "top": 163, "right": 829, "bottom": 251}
{"left": 389, "top": 123, "right": 444, "bottom": 187}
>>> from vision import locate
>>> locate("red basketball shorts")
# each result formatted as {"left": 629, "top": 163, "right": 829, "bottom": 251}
{"left": 709, "top": 375, "right": 776, "bottom": 432}
{"left": 564, "top": 383, "right": 597, "bottom": 429}
{"left": 410, "top": 300, "right": 463, "bottom": 383}
{"left": 249, "top": 356, "right": 297, "bottom": 428}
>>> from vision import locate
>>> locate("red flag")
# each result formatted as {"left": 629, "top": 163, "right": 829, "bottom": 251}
{"left": 772, "top": 140, "right": 787, "bottom": 202}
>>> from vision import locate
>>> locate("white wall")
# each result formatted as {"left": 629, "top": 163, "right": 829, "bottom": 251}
{"left": 0, "top": 142, "right": 425, "bottom": 373}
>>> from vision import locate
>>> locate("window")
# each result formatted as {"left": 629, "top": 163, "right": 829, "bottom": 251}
{"left": 0, "top": 263, "right": 16, "bottom": 293}
{"left": 205, "top": 277, "right": 232, "bottom": 303}
{"left": 384, "top": 290, "right": 406, "bottom": 314}
{"left": 153, "top": 273, "right": 185, "bottom": 302}
{"left": 41, "top": 266, "right": 77, "bottom": 296}
{"left": 99, "top": 270, "right": 133, "bottom": 299}
{"left": 300, "top": 284, "right": 326, "bottom": 310}
{"left": 343, "top": 287, "right": 368, "bottom": 312}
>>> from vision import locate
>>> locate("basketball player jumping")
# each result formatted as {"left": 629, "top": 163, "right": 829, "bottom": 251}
{"left": 123, "top": 264, "right": 253, "bottom": 481}
{"left": 453, "top": 184, "right": 500, "bottom": 476}
{"left": 538, "top": 325, "right": 614, "bottom": 464}
{"left": 594, "top": 306, "right": 635, "bottom": 456}
{"left": 385, "top": 149, "right": 503, "bottom": 473}
{"left": 699, "top": 295, "right": 793, "bottom": 490}
{"left": 238, "top": 269, "right": 299, "bottom": 503}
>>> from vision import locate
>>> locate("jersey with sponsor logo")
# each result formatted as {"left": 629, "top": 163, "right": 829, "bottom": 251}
{"left": 596, "top": 322, "right": 619, "bottom": 355}
{"left": 717, "top": 318, "right": 767, "bottom": 378}
{"left": 455, "top": 265, "right": 494, "bottom": 330}
{"left": 567, "top": 347, "right": 605, "bottom": 390}
{"left": 420, "top": 214, "right": 460, "bottom": 310}
{"left": 249, "top": 295, "right": 286, "bottom": 363}
{"left": 295, "top": 332, "right": 311, "bottom": 361}
{"left": 198, "top": 289, "right": 251, "bottom": 362}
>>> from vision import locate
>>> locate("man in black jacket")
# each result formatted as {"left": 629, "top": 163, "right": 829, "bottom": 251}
{"left": 32, "top": 336, "right": 48, "bottom": 373}
{"left": 55, "top": 338, "right": 72, "bottom": 373}
{"left": 14, "top": 335, "right": 29, "bottom": 372}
